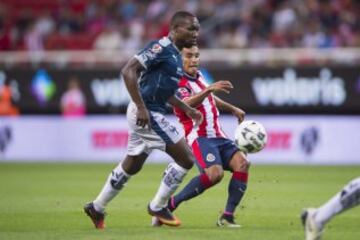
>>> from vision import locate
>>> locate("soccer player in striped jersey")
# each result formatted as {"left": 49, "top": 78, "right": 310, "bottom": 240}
{"left": 154, "top": 45, "right": 249, "bottom": 227}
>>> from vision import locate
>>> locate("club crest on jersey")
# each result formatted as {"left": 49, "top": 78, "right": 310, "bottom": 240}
{"left": 206, "top": 153, "right": 216, "bottom": 162}
{"left": 151, "top": 44, "right": 162, "bottom": 54}
{"left": 178, "top": 87, "right": 190, "bottom": 97}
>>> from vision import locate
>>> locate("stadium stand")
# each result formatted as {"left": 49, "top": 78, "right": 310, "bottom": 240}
{"left": 0, "top": 0, "right": 359, "bottom": 51}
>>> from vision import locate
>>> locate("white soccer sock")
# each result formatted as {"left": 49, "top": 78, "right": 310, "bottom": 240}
{"left": 150, "top": 162, "right": 188, "bottom": 211}
{"left": 314, "top": 193, "right": 343, "bottom": 226}
{"left": 93, "top": 163, "right": 130, "bottom": 213}
{"left": 314, "top": 177, "right": 360, "bottom": 226}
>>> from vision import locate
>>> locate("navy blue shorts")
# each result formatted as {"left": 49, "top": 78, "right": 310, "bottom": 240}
{"left": 191, "top": 137, "right": 239, "bottom": 172}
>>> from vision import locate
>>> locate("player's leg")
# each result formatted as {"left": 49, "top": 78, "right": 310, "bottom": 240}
{"left": 316, "top": 177, "right": 360, "bottom": 223}
{"left": 84, "top": 110, "right": 150, "bottom": 229}
{"left": 302, "top": 177, "right": 360, "bottom": 240}
{"left": 84, "top": 153, "right": 148, "bottom": 229}
{"left": 93, "top": 154, "right": 148, "bottom": 211}
{"left": 169, "top": 165, "right": 223, "bottom": 211}
{"left": 145, "top": 112, "right": 194, "bottom": 226}
{"left": 168, "top": 138, "right": 224, "bottom": 212}
{"left": 218, "top": 147, "right": 250, "bottom": 227}
{"left": 148, "top": 138, "right": 194, "bottom": 226}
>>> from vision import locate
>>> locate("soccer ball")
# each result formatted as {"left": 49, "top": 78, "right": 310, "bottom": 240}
{"left": 234, "top": 120, "right": 267, "bottom": 153}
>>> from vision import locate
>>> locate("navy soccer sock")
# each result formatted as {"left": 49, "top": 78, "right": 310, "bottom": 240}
{"left": 172, "top": 173, "right": 212, "bottom": 210}
{"left": 224, "top": 171, "right": 248, "bottom": 215}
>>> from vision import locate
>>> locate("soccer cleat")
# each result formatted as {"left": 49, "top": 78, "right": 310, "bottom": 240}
{"left": 84, "top": 202, "right": 106, "bottom": 229}
{"left": 147, "top": 204, "right": 181, "bottom": 227}
{"left": 301, "top": 208, "right": 323, "bottom": 240}
{"left": 151, "top": 216, "right": 163, "bottom": 227}
{"left": 217, "top": 213, "right": 241, "bottom": 228}
{"left": 167, "top": 196, "right": 177, "bottom": 212}
{"left": 151, "top": 197, "right": 177, "bottom": 227}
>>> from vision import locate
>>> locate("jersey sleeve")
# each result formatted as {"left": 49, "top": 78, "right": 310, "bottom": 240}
{"left": 134, "top": 41, "right": 167, "bottom": 69}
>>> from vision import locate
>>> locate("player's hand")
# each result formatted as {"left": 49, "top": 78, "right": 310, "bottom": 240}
{"left": 232, "top": 107, "right": 245, "bottom": 123}
{"left": 136, "top": 105, "right": 151, "bottom": 129}
{"left": 208, "top": 80, "right": 233, "bottom": 94}
{"left": 186, "top": 108, "right": 203, "bottom": 126}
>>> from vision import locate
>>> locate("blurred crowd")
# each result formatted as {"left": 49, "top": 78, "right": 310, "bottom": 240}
{"left": 0, "top": 0, "right": 359, "bottom": 51}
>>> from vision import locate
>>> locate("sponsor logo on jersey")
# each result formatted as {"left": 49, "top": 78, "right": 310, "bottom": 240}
{"left": 151, "top": 44, "right": 162, "bottom": 54}
{"left": 206, "top": 153, "right": 216, "bottom": 162}
{"left": 144, "top": 50, "right": 156, "bottom": 60}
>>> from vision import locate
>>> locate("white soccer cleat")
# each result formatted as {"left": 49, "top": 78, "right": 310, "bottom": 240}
{"left": 216, "top": 213, "right": 241, "bottom": 228}
{"left": 151, "top": 216, "right": 163, "bottom": 227}
{"left": 301, "top": 208, "right": 323, "bottom": 240}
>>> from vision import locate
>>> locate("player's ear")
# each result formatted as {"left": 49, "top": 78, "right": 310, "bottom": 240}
{"left": 172, "top": 27, "right": 179, "bottom": 36}
{"left": 174, "top": 24, "right": 183, "bottom": 34}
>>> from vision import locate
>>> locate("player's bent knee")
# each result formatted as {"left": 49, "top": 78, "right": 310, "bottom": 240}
{"left": 242, "top": 160, "right": 251, "bottom": 171}
{"left": 231, "top": 151, "right": 250, "bottom": 172}
{"left": 206, "top": 166, "right": 224, "bottom": 184}
{"left": 183, "top": 154, "right": 195, "bottom": 169}
{"left": 173, "top": 154, "right": 194, "bottom": 170}
{"left": 166, "top": 139, "right": 194, "bottom": 170}
{"left": 180, "top": 149, "right": 196, "bottom": 169}
{"left": 122, "top": 164, "right": 141, "bottom": 175}
{"left": 122, "top": 155, "right": 146, "bottom": 175}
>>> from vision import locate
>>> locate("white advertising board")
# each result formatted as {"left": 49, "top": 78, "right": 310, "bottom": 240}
{"left": 1, "top": 115, "right": 359, "bottom": 165}
{"left": 228, "top": 116, "right": 360, "bottom": 165}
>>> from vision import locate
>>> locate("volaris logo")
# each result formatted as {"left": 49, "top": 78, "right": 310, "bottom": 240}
{"left": 31, "top": 69, "right": 56, "bottom": 104}
{"left": 251, "top": 68, "right": 346, "bottom": 106}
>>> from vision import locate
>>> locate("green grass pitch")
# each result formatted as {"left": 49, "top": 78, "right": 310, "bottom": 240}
{"left": 0, "top": 163, "right": 359, "bottom": 240}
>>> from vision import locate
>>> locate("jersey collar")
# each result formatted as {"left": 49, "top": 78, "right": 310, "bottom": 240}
{"left": 167, "top": 36, "right": 180, "bottom": 53}
{"left": 183, "top": 72, "right": 198, "bottom": 81}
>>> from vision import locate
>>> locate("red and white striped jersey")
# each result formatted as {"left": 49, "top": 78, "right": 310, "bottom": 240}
{"left": 174, "top": 72, "right": 226, "bottom": 145}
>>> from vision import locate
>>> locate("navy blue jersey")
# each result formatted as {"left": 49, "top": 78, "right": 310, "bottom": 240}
{"left": 134, "top": 37, "right": 183, "bottom": 114}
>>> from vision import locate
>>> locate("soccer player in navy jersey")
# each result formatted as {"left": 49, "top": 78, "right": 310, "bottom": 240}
{"left": 153, "top": 45, "right": 249, "bottom": 227}
{"left": 84, "top": 11, "right": 202, "bottom": 228}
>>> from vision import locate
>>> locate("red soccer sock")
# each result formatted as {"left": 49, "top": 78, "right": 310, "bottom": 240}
{"left": 200, "top": 173, "right": 213, "bottom": 189}
{"left": 232, "top": 171, "right": 248, "bottom": 183}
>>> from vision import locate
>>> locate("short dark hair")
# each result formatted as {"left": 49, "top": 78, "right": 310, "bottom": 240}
{"left": 170, "top": 11, "right": 195, "bottom": 30}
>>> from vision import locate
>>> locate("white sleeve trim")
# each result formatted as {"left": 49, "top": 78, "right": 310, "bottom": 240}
{"left": 134, "top": 55, "right": 147, "bottom": 69}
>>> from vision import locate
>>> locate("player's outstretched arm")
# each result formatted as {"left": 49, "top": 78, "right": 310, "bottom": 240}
{"left": 183, "top": 87, "right": 212, "bottom": 107}
{"left": 121, "top": 57, "right": 150, "bottom": 128}
{"left": 183, "top": 80, "right": 233, "bottom": 107}
{"left": 168, "top": 95, "right": 203, "bottom": 126}
{"left": 214, "top": 95, "right": 245, "bottom": 123}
